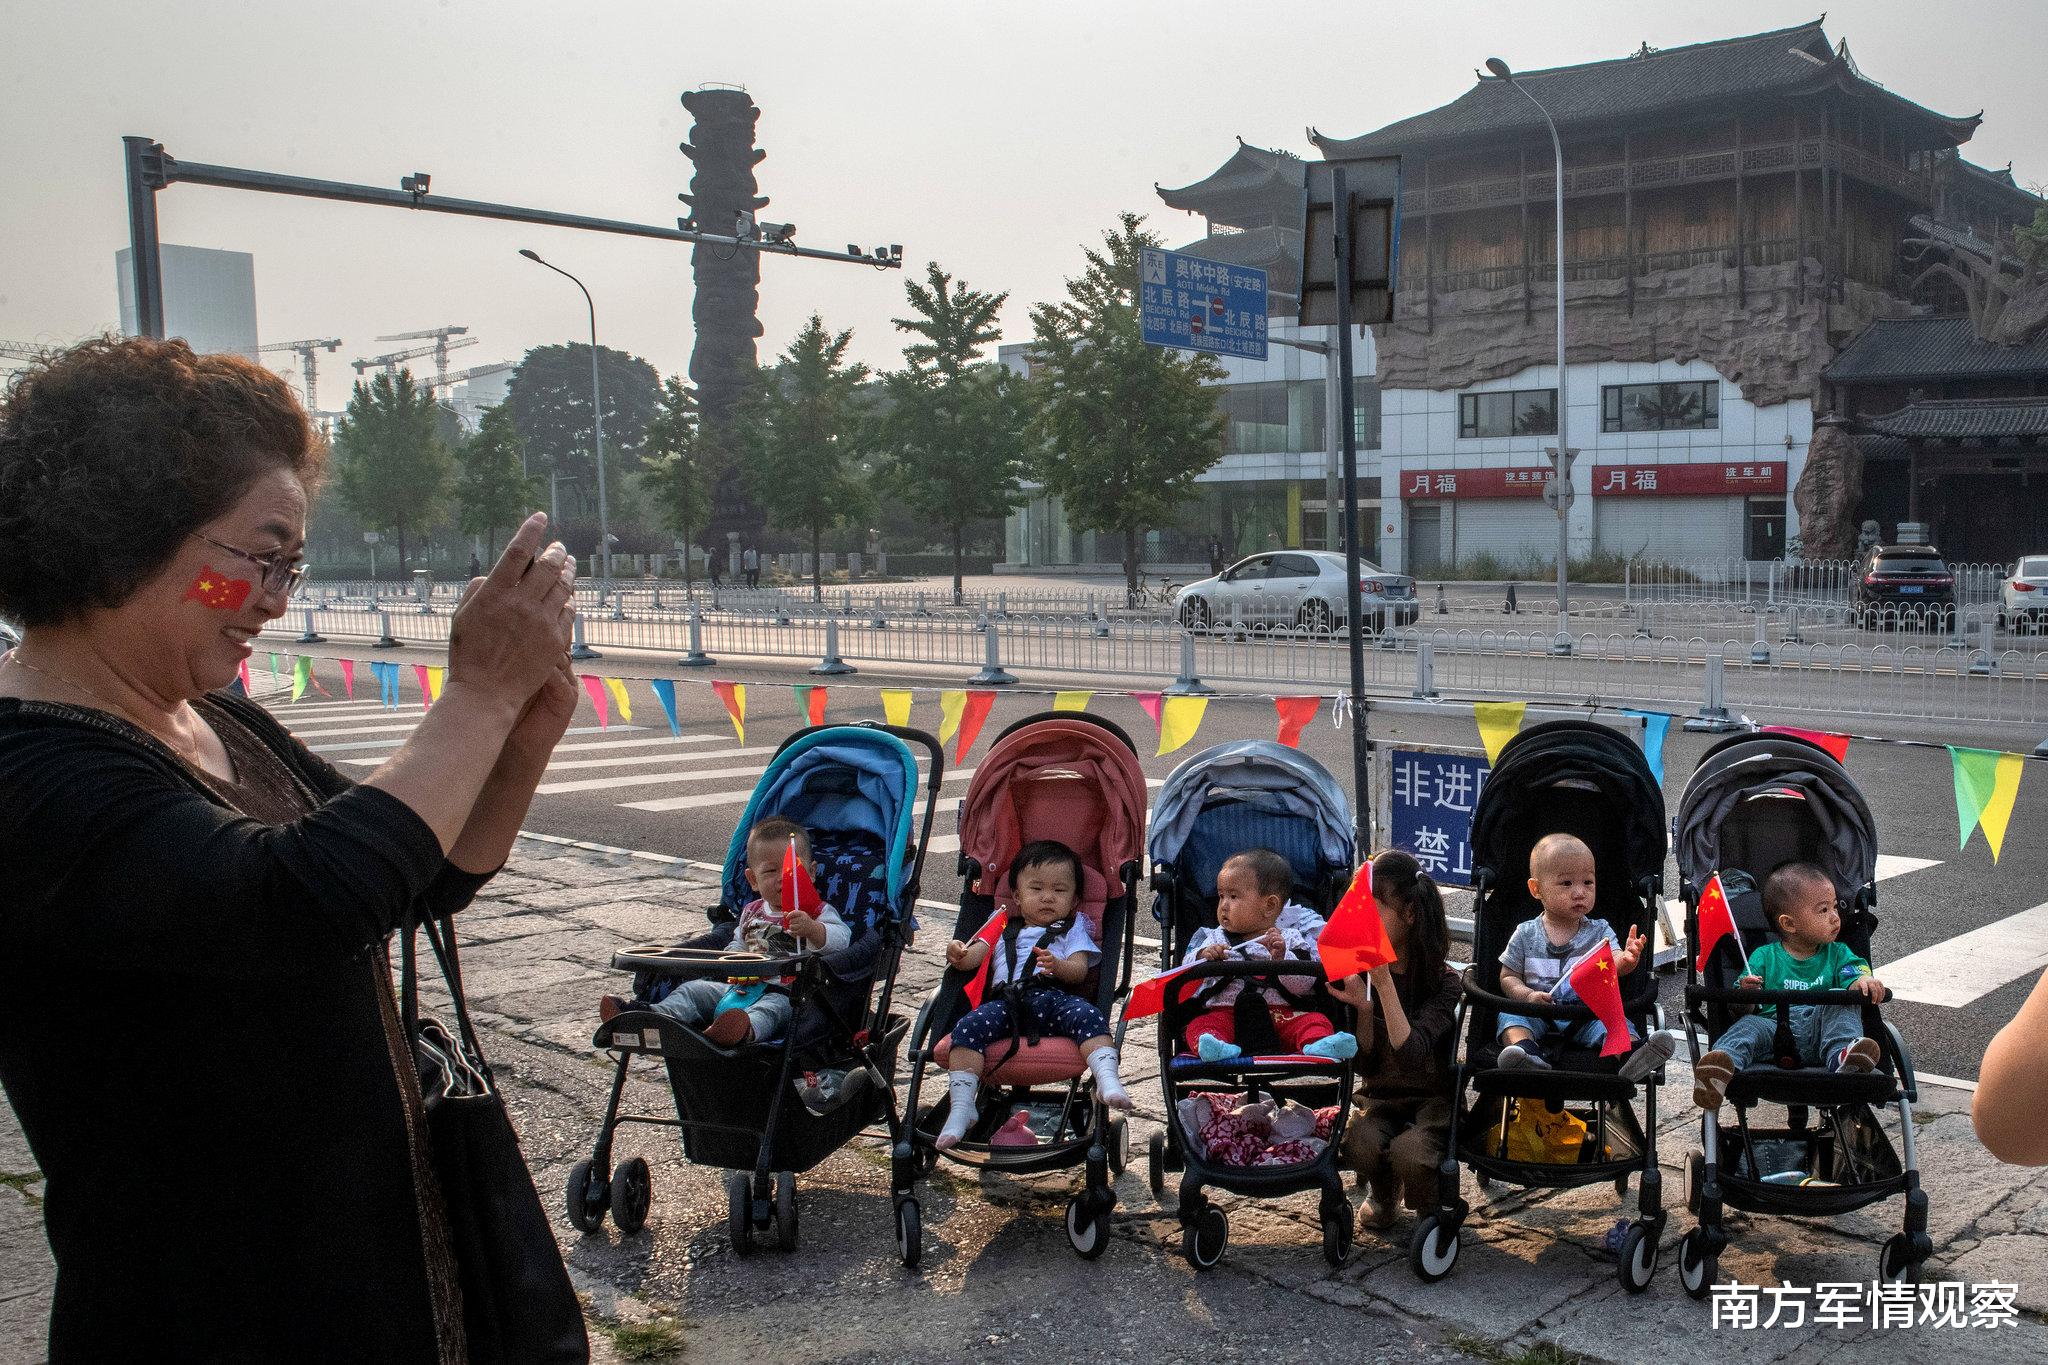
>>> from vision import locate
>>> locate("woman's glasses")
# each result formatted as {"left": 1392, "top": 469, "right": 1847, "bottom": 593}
{"left": 191, "top": 532, "right": 306, "bottom": 596}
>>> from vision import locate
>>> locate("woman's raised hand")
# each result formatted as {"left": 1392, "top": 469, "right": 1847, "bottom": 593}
{"left": 446, "top": 513, "right": 577, "bottom": 715}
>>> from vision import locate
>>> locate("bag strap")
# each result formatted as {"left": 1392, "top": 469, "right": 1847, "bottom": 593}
{"left": 398, "top": 913, "right": 489, "bottom": 1070}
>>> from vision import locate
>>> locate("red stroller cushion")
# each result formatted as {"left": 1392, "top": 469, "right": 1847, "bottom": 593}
{"left": 934, "top": 1034, "right": 1088, "bottom": 1087}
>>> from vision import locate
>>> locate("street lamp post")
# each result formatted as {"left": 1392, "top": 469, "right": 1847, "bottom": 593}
{"left": 519, "top": 248, "right": 609, "bottom": 583}
{"left": 1486, "top": 57, "right": 1575, "bottom": 654}
{"left": 1268, "top": 329, "right": 1346, "bottom": 554}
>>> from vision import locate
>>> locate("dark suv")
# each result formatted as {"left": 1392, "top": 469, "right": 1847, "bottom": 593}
{"left": 1851, "top": 545, "right": 1955, "bottom": 628}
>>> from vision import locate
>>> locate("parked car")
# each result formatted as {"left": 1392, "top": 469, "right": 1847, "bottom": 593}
{"left": 1174, "top": 550, "right": 1418, "bottom": 634}
{"left": 1999, "top": 555, "right": 2048, "bottom": 633}
{"left": 1849, "top": 544, "right": 1955, "bottom": 628}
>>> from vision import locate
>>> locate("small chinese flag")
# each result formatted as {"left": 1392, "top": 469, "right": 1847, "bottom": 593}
{"left": 1567, "top": 941, "right": 1633, "bottom": 1058}
{"left": 1318, "top": 865, "right": 1397, "bottom": 981}
{"left": 1124, "top": 964, "right": 1197, "bottom": 1021}
{"left": 780, "top": 835, "right": 820, "bottom": 925}
{"left": 182, "top": 567, "right": 252, "bottom": 611}
{"left": 957, "top": 909, "right": 1008, "bottom": 1009}
{"left": 1693, "top": 872, "right": 1747, "bottom": 975}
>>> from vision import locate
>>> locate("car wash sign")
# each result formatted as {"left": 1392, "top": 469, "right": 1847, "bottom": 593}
{"left": 1382, "top": 745, "right": 1490, "bottom": 887}
{"left": 1140, "top": 247, "right": 1268, "bottom": 360}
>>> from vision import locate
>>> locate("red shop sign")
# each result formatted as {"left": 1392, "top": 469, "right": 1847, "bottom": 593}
{"left": 1397, "top": 467, "right": 1550, "bottom": 499}
{"left": 1592, "top": 462, "right": 1785, "bottom": 496}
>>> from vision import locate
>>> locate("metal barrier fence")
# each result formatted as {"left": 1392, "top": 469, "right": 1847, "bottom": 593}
{"left": 267, "top": 602, "right": 2048, "bottom": 735}
{"left": 1624, "top": 558, "right": 2009, "bottom": 610}
{"left": 304, "top": 578, "right": 1150, "bottom": 620}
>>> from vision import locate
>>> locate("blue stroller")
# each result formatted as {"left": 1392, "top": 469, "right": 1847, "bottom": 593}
{"left": 1141, "top": 740, "right": 1360, "bottom": 1268}
{"left": 568, "top": 722, "right": 943, "bottom": 1254}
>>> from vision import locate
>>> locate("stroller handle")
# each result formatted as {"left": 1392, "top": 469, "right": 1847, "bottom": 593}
{"left": 611, "top": 945, "right": 810, "bottom": 980}
{"left": 1685, "top": 983, "right": 1892, "bottom": 1009}
{"left": 1459, "top": 966, "right": 1655, "bottom": 1023}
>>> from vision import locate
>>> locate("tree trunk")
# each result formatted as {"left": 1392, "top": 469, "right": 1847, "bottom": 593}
{"left": 397, "top": 526, "right": 410, "bottom": 574}
{"left": 683, "top": 526, "right": 695, "bottom": 592}
{"left": 811, "top": 523, "right": 823, "bottom": 602}
{"left": 951, "top": 522, "right": 965, "bottom": 605}
{"left": 1124, "top": 526, "right": 1140, "bottom": 596}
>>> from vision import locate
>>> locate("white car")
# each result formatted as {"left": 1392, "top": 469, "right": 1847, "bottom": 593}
{"left": 1175, "top": 550, "right": 1418, "bottom": 634}
{"left": 1999, "top": 555, "right": 2048, "bottom": 633}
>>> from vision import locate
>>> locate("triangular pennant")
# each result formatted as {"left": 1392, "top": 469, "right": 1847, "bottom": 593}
{"left": 1473, "top": 701, "right": 1526, "bottom": 764}
{"left": 793, "top": 684, "right": 827, "bottom": 727}
{"left": 1157, "top": 695, "right": 1208, "bottom": 756}
{"left": 1950, "top": 746, "right": 2026, "bottom": 862}
{"left": 1053, "top": 690, "right": 1093, "bottom": 713}
{"left": 1761, "top": 724, "right": 1851, "bottom": 764}
{"left": 650, "top": 678, "right": 681, "bottom": 736}
{"left": 711, "top": 681, "right": 746, "bottom": 743}
{"left": 424, "top": 666, "right": 444, "bottom": 706}
{"left": 237, "top": 658, "right": 251, "bottom": 696}
{"left": 1622, "top": 709, "right": 1672, "bottom": 787}
{"left": 581, "top": 674, "right": 610, "bottom": 728}
{"left": 1274, "top": 696, "right": 1320, "bottom": 748}
{"left": 880, "top": 688, "right": 913, "bottom": 728}
{"left": 604, "top": 677, "right": 633, "bottom": 725}
{"left": 339, "top": 658, "right": 355, "bottom": 700}
{"left": 414, "top": 665, "right": 432, "bottom": 708}
{"left": 291, "top": 656, "right": 310, "bottom": 702}
{"left": 956, "top": 690, "right": 997, "bottom": 762}
{"left": 268, "top": 652, "right": 283, "bottom": 684}
{"left": 1319, "top": 866, "right": 1396, "bottom": 980}
{"left": 1132, "top": 691, "right": 1164, "bottom": 728}
{"left": 938, "top": 690, "right": 967, "bottom": 745}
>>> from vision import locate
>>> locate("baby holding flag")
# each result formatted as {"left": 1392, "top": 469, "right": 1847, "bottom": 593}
{"left": 1495, "top": 833, "right": 1676, "bottom": 1080}
{"left": 1691, "top": 861, "right": 1884, "bottom": 1110}
{"left": 1180, "top": 849, "right": 1359, "bottom": 1063}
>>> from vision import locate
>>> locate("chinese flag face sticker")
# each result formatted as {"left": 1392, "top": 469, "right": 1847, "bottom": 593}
{"left": 183, "top": 566, "right": 253, "bottom": 612}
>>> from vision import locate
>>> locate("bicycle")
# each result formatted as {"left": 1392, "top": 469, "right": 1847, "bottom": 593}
{"left": 1126, "top": 569, "right": 1182, "bottom": 612}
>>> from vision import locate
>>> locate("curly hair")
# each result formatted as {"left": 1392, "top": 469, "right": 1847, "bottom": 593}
{"left": 0, "top": 336, "right": 325, "bottom": 628}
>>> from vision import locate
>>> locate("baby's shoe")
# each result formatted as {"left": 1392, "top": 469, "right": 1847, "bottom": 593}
{"left": 1497, "top": 1043, "right": 1551, "bottom": 1070}
{"left": 1833, "top": 1038, "right": 1882, "bottom": 1073}
{"left": 1692, "top": 1049, "right": 1737, "bottom": 1109}
{"left": 1196, "top": 1033, "right": 1243, "bottom": 1062}
{"left": 1304, "top": 1031, "right": 1358, "bottom": 1061}
{"left": 989, "top": 1110, "right": 1041, "bottom": 1148}
{"left": 1617, "top": 1029, "right": 1681, "bottom": 1082}
{"left": 598, "top": 994, "right": 631, "bottom": 1023}
{"left": 704, "top": 1008, "right": 754, "bottom": 1047}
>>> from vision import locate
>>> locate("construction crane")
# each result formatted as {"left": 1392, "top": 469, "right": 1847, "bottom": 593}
{"left": 0, "top": 341, "right": 49, "bottom": 363}
{"left": 256, "top": 338, "right": 341, "bottom": 411}
{"left": 352, "top": 335, "right": 479, "bottom": 383}
{"left": 373, "top": 325, "right": 471, "bottom": 389}
{"left": 421, "top": 359, "right": 515, "bottom": 396}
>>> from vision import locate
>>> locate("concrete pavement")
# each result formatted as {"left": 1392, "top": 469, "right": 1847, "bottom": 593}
{"left": 8, "top": 838, "right": 2040, "bottom": 1362}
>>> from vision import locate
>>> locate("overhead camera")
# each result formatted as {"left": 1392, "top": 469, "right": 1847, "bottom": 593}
{"left": 399, "top": 172, "right": 431, "bottom": 202}
{"left": 760, "top": 222, "right": 797, "bottom": 245}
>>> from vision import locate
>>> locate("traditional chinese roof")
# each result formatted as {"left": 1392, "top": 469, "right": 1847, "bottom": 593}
{"left": 1861, "top": 397, "right": 2048, "bottom": 441}
{"left": 1825, "top": 315, "right": 2048, "bottom": 384}
{"left": 1948, "top": 158, "right": 2046, "bottom": 213}
{"left": 1156, "top": 140, "right": 1306, "bottom": 230}
{"left": 1312, "top": 20, "right": 1980, "bottom": 160}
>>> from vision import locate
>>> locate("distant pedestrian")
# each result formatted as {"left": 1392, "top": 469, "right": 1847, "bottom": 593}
{"left": 1208, "top": 538, "right": 1224, "bottom": 574}
{"left": 467, "top": 550, "right": 483, "bottom": 580}
{"left": 710, "top": 553, "right": 723, "bottom": 588}
{"left": 744, "top": 545, "right": 760, "bottom": 588}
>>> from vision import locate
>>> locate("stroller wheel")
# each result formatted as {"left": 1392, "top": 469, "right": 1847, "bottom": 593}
{"left": 1679, "top": 1228, "right": 1717, "bottom": 1300}
{"left": 895, "top": 1198, "right": 922, "bottom": 1269}
{"left": 1066, "top": 1194, "right": 1110, "bottom": 1260}
{"left": 1146, "top": 1131, "right": 1168, "bottom": 1200}
{"left": 1409, "top": 1214, "right": 1460, "bottom": 1282}
{"left": 1618, "top": 1222, "right": 1659, "bottom": 1294}
{"left": 1880, "top": 1232, "right": 1922, "bottom": 1285}
{"left": 1107, "top": 1115, "right": 1130, "bottom": 1176}
{"left": 773, "top": 1171, "right": 799, "bottom": 1253}
{"left": 608, "top": 1157, "right": 652, "bottom": 1236}
{"left": 1320, "top": 1207, "right": 1353, "bottom": 1266}
{"left": 725, "top": 1171, "right": 755, "bottom": 1257}
{"left": 1683, "top": 1150, "right": 1705, "bottom": 1217}
{"left": 1183, "top": 1206, "right": 1228, "bottom": 1270}
{"left": 564, "top": 1159, "right": 608, "bottom": 1234}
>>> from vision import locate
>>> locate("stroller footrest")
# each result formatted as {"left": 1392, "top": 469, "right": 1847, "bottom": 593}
{"left": 1169, "top": 1054, "right": 1343, "bottom": 1079}
{"left": 1471, "top": 1068, "right": 1638, "bottom": 1103}
{"left": 1727, "top": 1068, "right": 1897, "bottom": 1107}
{"left": 594, "top": 1010, "right": 781, "bottom": 1057}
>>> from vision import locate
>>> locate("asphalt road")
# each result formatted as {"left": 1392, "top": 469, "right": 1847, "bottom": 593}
{"left": 262, "top": 638, "right": 2043, "bottom": 1087}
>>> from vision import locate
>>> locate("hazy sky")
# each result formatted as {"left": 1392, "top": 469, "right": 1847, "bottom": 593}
{"left": 4, "top": 1, "right": 2042, "bottom": 406}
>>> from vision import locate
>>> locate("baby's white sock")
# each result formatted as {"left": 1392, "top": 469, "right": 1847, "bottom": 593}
{"left": 1087, "top": 1047, "right": 1131, "bottom": 1111}
{"left": 936, "top": 1070, "right": 981, "bottom": 1148}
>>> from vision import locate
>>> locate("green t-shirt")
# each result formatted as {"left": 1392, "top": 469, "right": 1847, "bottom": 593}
{"left": 1749, "top": 940, "right": 1870, "bottom": 1015}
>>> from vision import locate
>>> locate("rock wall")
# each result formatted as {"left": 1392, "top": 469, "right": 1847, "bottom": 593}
{"left": 1792, "top": 417, "right": 1864, "bottom": 559}
{"left": 1371, "top": 260, "right": 1917, "bottom": 408}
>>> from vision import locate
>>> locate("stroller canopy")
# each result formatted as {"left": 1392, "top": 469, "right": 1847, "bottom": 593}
{"left": 1675, "top": 732, "right": 1877, "bottom": 899}
{"left": 1148, "top": 741, "right": 1354, "bottom": 894}
{"left": 1470, "top": 720, "right": 1668, "bottom": 895}
{"left": 957, "top": 714, "right": 1147, "bottom": 914}
{"left": 721, "top": 726, "right": 920, "bottom": 929}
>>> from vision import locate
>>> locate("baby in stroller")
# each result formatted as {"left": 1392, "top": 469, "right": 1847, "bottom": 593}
{"left": 1182, "top": 849, "right": 1358, "bottom": 1063}
{"left": 1690, "top": 861, "right": 1885, "bottom": 1109}
{"left": 934, "top": 839, "right": 1132, "bottom": 1149}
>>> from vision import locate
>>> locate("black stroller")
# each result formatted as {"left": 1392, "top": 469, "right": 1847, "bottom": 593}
{"left": 567, "top": 722, "right": 942, "bottom": 1253}
{"left": 1141, "top": 740, "right": 1359, "bottom": 1268}
{"left": 1672, "top": 730, "right": 1929, "bottom": 1295}
{"left": 1411, "top": 720, "right": 1672, "bottom": 1292}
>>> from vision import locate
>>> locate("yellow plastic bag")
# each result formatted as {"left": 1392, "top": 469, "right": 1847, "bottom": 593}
{"left": 1495, "top": 1099, "right": 1588, "bottom": 1164}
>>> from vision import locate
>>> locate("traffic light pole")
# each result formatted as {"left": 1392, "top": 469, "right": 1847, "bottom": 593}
{"left": 1330, "top": 165, "right": 1373, "bottom": 857}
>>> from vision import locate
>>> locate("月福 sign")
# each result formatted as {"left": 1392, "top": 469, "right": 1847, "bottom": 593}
{"left": 1591, "top": 462, "right": 1786, "bottom": 496}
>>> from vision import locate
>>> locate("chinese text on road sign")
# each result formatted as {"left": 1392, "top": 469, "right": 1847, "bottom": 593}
{"left": 1140, "top": 247, "right": 1268, "bottom": 361}
{"left": 1386, "top": 747, "right": 1490, "bottom": 887}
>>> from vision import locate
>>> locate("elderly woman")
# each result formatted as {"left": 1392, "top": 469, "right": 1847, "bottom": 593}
{"left": 0, "top": 338, "right": 580, "bottom": 1363}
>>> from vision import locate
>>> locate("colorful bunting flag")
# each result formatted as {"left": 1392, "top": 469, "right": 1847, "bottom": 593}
{"left": 1319, "top": 865, "right": 1397, "bottom": 981}
{"left": 1693, "top": 871, "right": 1746, "bottom": 975}
{"left": 938, "top": 690, "right": 967, "bottom": 745}
{"left": 370, "top": 660, "right": 399, "bottom": 709}
{"left": 1761, "top": 725, "right": 1851, "bottom": 764}
{"left": 957, "top": 909, "right": 1007, "bottom": 1009}
{"left": 604, "top": 677, "right": 632, "bottom": 725}
{"left": 711, "top": 681, "right": 746, "bottom": 743}
{"left": 955, "top": 690, "right": 996, "bottom": 761}
{"left": 880, "top": 688, "right": 913, "bottom": 728}
{"left": 1132, "top": 691, "right": 1164, "bottom": 728}
{"left": 1567, "top": 941, "right": 1633, "bottom": 1058}
{"left": 1053, "top": 690, "right": 1093, "bottom": 713}
{"left": 237, "top": 659, "right": 251, "bottom": 696}
{"left": 339, "top": 659, "right": 355, "bottom": 700}
{"left": 1949, "top": 746, "right": 2026, "bottom": 862}
{"left": 290, "top": 655, "right": 312, "bottom": 701}
{"left": 425, "top": 666, "right": 444, "bottom": 706}
{"left": 1622, "top": 709, "right": 1672, "bottom": 786}
{"left": 650, "top": 678, "right": 681, "bottom": 736}
{"left": 1274, "top": 696, "right": 1319, "bottom": 748}
{"left": 793, "top": 684, "right": 827, "bottom": 727}
{"left": 581, "top": 674, "right": 610, "bottom": 728}
{"left": 1157, "top": 695, "right": 1208, "bottom": 756}
{"left": 268, "top": 652, "right": 283, "bottom": 686}
{"left": 1474, "top": 701, "right": 1526, "bottom": 764}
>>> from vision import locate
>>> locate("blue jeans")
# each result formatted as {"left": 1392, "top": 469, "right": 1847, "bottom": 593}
{"left": 1497, "top": 979, "right": 1639, "bottom": 1051}
{"left": 651, "top": 977, "right": 792, "bottom": 1043}
{"left": 1713, "top": 1004, "right": 1863, "bottom": 1071}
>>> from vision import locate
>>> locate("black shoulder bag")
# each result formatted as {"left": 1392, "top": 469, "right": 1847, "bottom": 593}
{"left": 401, "top": 915, "right": 589, "bottom": 1365}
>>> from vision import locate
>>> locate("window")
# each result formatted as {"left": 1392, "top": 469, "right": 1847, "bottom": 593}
{"left": 1223, "top": 556, "right": 1270, "bottom": 581}
{"left": 1352, "top": 380, "right": 1382, "bottom": 450}
{"left": 1218, "top": 379, "right": 1378, "bottom": 454}
{"left": 1458, "top": 388, "right": 1557, "bottom": 438}
{"left": 1601, "top": 381, "right": 1720, "bottom": 432}
{"left": 1270, "top": 553, "right": 1319, "bottom": 579}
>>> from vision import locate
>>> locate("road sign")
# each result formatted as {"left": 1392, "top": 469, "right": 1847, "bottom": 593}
{"left": 1542, "top": 475, "right": 1576, "bottom": 511}
{"left": 1299, "top": 157, "right": 1400, "bottom": 327}
{"left": 1140, "top": 247, "right": 1268, "bottom": 360}
{"left": 362, "top": 531, "right": 381, "bottom": 544}
{"left": 1378, "top": 743, "right": 1489, "bottom": 887}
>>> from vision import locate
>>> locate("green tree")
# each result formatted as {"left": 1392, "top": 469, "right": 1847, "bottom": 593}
{"left": 640, "top": 376, "right": 714, "bottom": 589}
{"left": 1028, "top": 212, "right": 1226, "bottom": 595}
{"left": 455, "top": 405, "right": 540, "bottom": 559}
{"left": 503, "top": 342, "right": 661, "bottom": 520}
{"left": 880, "top": 263, "right": 1031, "bottom": 601}
{"left": 739, "top": 316, "right": 872, "bottom": 600}
{"left": 331, "top": 372, "right": 453, "bottom": 572}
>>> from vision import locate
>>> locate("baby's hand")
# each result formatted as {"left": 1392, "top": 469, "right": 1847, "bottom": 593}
{"left": 1620, "top": 926, "right": 1647, "bottom": 967}
{"left": 1528, "top": 990, "right": 1554, "bottom": 1005}
{"left": 1326, "top": 974, "right": 1370, "bottom": 1009}
{"left": 1259, "top": 927, "right": 1286, "bottom": 954}
{"left": 1198, "top": 943, "right": 1229, "bottom": 962}
{"left": 1852, "top": 974, "right": 1885, "bottom": 1000}
{"left": 1736, "top": 974, "right": 1764, "bottom": 991}
{"left": 786, "top": 909, "right": 818, "bottom": 940}
{"left": 1031, "top": 946, "right": 1057, "bottom": 974}
{"left": 944, "top": 940, "right": 971, "bottom": 970}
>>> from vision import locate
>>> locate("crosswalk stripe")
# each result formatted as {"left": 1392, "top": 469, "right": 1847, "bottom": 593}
{"left": 1874, "top": 853, "right": 1941, "bottom": 881}
{"left": 540, "top": 744, "right": 781, "bottom": 773}
{"left": 539, "top": 761, "right": 776, "bottom": 796}
{"left": 269, "top": 700, "right": 395, "bottom": 716}
{"left": 311, "top": 722, "right": 619, "bottom": 755}
{"left": 288, "top": 720, "right": 441, "bottom": 738}
{"left": 1880, "top": 899, "right": 2048, "bottom": 1008}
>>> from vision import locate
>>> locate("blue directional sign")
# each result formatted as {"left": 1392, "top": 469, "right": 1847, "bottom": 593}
{"left": 1140, "top": 247, "right": 1268, "bottom": 360}
{"left": 1384, "top": 746, "right": 1491, "bottom": 888}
